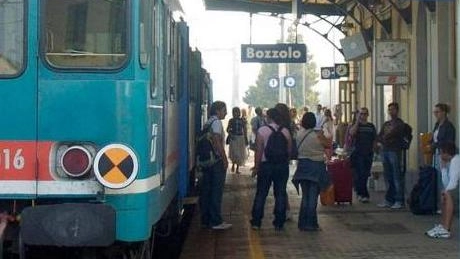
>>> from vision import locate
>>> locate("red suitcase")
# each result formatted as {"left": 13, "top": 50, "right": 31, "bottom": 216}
{"left": 327, "top": 158, "right": 353, "bottom": 204}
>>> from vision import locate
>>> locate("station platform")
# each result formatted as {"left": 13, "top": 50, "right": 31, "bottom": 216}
{"left": 180, "top": 159, "right": 459, "bottom": 259}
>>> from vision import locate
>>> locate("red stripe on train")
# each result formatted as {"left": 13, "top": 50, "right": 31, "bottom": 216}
{"left": 0, "top": 141, "right": 53, "bottom": 181}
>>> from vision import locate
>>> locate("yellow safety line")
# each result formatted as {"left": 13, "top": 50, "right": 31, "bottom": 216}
{"left": 247, "top": 225, "right": 264, "bottom": 259}
{"left": 240, "top": 177, "right": 265, "bottom": 259}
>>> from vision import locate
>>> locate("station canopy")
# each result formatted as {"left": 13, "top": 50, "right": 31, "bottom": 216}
{"left": 204, "top": 0, "right": 345, "bottom": 16}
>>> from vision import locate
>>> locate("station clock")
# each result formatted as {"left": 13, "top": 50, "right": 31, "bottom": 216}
{"left": 374, "top": 40, "right": 410, "bottom": 84}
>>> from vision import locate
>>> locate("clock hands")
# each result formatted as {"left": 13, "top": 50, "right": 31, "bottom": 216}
{"left": 383, "top": 49, "right": 406, "bottom": 59}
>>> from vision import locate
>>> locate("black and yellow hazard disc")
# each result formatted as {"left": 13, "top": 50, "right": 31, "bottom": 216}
{"left": 93, "top": 144, "right": 138, "bottom": 189}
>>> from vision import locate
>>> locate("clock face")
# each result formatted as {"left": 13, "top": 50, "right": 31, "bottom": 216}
{"left": 321, "top": 68, "right": 331, "bottom": 79}
{"left": 335, "top": 64, "right": 349, "bottom": 77}
{"left": 375, "top": 41, "right": 409, "bottom": 74}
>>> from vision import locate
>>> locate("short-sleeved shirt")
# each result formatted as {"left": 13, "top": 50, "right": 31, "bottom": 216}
{"left": 353, "top": 122, "right": 377, "bottom": 155}
{"left": 258, "top": 123, "right": 291, "bottom": 162}
{"left": 207, "top": 115, "right": 224, "bottom": 147}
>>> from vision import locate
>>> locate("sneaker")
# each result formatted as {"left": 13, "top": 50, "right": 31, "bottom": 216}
{"left": 360, "top": 197, "right": 370, "bottom": 203}
{"left": 390, "top": 202, "right": 404, "bottom": 209}
{"left": 426, "top": 225, "right": 450, "bottom": 239}
{"left": 425, "top": 224, "right": 442, "bottom": 236}
{"left": 377, "top": 200, "right": 392, "bottom": 208}
{"left": 212, "top": 222, "right": 232, "bottom": 230}
{"left": 357, "top": 195, "right": 363, "bottom": 202}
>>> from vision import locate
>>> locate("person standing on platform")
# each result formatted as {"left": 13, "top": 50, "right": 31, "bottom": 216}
{"left": 314, "top": 104, "right": 324, "bottom": 129}
{"left": 250, "top": 107, "right": 266, "bottom": 150}
{"left": 226, "top": 107, "right": 248, "bottom": 174}
{"left": 275, "top": 103, "right": 295, "bottom": 220}
{"left": 321, "top": 108, "right": 334, "bottom": 160}
{"left": 250, "top": 108, "right": 292, "bottom": 231}
{"left": 292, "top": 112, "right": 330, "bottom": 231}
{"left": 348, "top": 107, "right": 377, "bottom": 203}
{"left": 430, "top": 103, "right": 456, "bottom": 212}
{"left": 425, "top": 141, "right": 459, "bottom": 239}
{"left": 199, "top": 101, "right": 232, "bottom": 230}
{"left": 376, "top": 102, "right": 407, "bottom": 209}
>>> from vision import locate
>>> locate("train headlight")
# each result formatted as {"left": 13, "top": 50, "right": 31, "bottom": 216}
{"left": 60, "top": 146, "right": 92, "bottom": 177}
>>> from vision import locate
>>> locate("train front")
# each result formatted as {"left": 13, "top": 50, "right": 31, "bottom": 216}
{"left": 0, "top": 0, "right": 169, "bottom": 251}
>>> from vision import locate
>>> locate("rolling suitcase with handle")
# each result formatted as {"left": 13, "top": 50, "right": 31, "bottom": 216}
{"left": 327, "top": 158, "right": 353, "bottom": 204}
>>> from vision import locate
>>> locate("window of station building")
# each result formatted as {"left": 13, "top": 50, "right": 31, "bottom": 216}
{"left": 41, "top": 0, "right": 128, "bottom": 69}
{"left": 0, "top": 0, "right": 25, "bottom": 77}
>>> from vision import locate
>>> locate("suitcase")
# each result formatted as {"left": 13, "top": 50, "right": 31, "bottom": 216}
{"left": 327, "top": 158, "right": 353, "bottom": 204}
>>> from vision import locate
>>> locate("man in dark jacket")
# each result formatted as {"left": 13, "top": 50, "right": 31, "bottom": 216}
{"left": 377, "top": 102, "right": 408, "bottom": 209}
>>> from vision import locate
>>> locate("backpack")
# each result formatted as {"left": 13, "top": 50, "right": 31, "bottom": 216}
{"left": 401, "top": 123, "right": 413, "bottom": 150}
{"left": 196, "top": 119, "right": 221, "bottom": 168}
{"left": 409, "top": 166, "right": 437, "bottom": 215}
{"left": 264, "top": 125, "right": 289, "bottom": 164}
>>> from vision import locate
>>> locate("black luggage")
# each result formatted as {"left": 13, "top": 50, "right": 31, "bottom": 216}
{"left": 408, "top": 166, "right": 437, "bottom": 215}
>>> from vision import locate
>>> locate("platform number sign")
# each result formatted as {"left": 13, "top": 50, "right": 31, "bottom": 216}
{"left": 268, "top": 77, "right": 279, "bottom": 88}
{"left": 284, "top": 76, "right": 296, "bottom": 88}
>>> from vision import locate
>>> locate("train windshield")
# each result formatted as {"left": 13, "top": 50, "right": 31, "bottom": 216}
{"left": 0, "top": 0, "right": 24, "bottom": 76}
{"left": 42, "top": 0, "right": 128, "bottom": 69}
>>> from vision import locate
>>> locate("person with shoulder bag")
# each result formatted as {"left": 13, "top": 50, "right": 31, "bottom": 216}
{"left": 292, "top": 112, "right": 331, "bottom": 231}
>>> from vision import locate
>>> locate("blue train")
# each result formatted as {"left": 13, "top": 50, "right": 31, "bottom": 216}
{"left": 0, "top": 0, "right": 211, "bottom": 257}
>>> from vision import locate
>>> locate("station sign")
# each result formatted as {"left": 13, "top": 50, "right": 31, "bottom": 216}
{"left": 241, "top": 44, "right": 307, "bottom": 63}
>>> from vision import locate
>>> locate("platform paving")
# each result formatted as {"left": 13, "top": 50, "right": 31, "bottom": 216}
{"left": 180, "top": 158, "right": 459, "bottom": 259}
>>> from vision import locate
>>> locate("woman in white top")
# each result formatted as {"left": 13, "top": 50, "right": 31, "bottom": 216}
{"left": 292, "top": 112, "right": 330, "bottom": 231}
{"left": 426, "top": 141, "right": 459, "bottom": 238}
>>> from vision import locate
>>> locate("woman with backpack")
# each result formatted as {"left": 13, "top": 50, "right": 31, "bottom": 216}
{"left": 250, "top": 108, "right": 292, "bottom": 231}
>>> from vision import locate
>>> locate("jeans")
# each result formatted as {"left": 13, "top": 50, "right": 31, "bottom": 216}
{"left": 382, "top": 150, "right": 404, "bottom": 204}
{"left": 352, "top": 153, "right": 373, "bottom": 198}
{"left": 251, "top": 162, "right": 289, "bottom": 228}
{"left": 298, "top": 180, "right": 320, "bottom": 230}
{"left": 199, "top": 160, "right": 227, "bottom": 227}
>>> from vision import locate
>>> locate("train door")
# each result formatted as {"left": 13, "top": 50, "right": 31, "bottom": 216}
{"left": 0, "top": 1, "right": 39, "bottom": 198}
{"left": 150, "top": 1, "right": 165, "bottom": 184}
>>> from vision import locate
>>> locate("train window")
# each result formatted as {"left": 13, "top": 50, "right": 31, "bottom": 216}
{"left": 0, "top": 0, "right": 25, "bottom": 76}
{"left": 41, "top": 0, "right": 128, "bottom": 69}
{"left": 139, "top": 0, "right": 151, "bottom": 68}
{"left": 150, "top": 4, "right": 161, "bottom": 98}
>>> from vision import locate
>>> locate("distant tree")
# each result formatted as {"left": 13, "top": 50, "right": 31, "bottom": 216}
{"left": 243, "top": 29, "right": 319, "bottom": 110}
